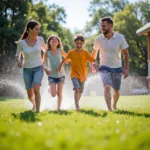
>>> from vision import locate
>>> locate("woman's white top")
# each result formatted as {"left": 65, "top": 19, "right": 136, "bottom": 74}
{"left": 16, "top": 36, "right": 45, "bottom": 68}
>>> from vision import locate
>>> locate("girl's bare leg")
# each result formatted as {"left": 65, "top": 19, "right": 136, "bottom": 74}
{"left": 57, "top": 83, "right": 64, "bottom": 110}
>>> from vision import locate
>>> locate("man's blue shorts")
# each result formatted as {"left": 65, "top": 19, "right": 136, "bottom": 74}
{"left": 99, "top": 65, "right": 123, "bottom": 90}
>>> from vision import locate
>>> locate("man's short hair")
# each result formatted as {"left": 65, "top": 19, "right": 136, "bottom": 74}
{"left": 100, "top": 17, "right": 113, "bottom": 26}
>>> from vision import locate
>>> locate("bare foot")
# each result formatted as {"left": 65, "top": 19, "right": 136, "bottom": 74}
{"left": 76, "top": 106, "right": 80, "bottom": 111}
{"left": 113, "top": 104, "right": 117, "bottom": 110}
{"left": 108, "top": 108, "right": 112, "bottom": 112}
{"left": 48, "top": 87, "right": 51, "bottom": 94}
{"left": 32, "top": 105, "right": 36, "bottom": 111}
{"left": 35, "top": 110, "right": 40, "bottom": 113}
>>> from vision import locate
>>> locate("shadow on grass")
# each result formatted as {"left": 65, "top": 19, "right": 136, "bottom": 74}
{"left": 48, "top": 110, "right": 72, "bottom": 115}
{"left": 114, "top": 109, "right": 150, "bottom": 118}
{"left": 0, "top": 97, "right": 23, "bottom": 101}
{"left": 12, "top": 110, "right": 40, "bottom": 122}
{"left": 80, "top": 109, "right": 108, "bottom": 117}
{"left": 0, "top": 98, "right": 7, "bottom": 101}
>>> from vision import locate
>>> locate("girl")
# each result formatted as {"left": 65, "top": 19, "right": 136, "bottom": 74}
{"left": 43, "top": 35, "right": 67, "bottom": 110}
{"left": 16, "top": 20, "right": 46, "bottom": 112}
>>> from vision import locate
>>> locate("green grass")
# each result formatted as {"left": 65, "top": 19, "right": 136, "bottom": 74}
{"left": 0, "top": 96, "right": 150, "bottom": 150}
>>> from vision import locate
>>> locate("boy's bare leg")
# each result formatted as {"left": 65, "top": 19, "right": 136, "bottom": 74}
{"left": 104, "top": 85, "right": 112, "bottom": 111}
{"left": 113, "top": 89, "right": 120, "bottom": 110}
{"left": 74, "top": 88, "right": 80, "bottom": 111}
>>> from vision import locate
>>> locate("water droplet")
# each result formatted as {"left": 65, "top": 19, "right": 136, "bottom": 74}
{"left": 116, "top": 129, "right": 120, "bottom": 134}
{"left": 38, "top": 122, "right": 42, "bottom": 127}
{"left": 116, "top": 120, "right": 120, "bottom": 124}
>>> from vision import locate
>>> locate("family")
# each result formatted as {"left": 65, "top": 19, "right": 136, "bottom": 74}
{"left": 16, "top": 17, "right": 129, "bottom": 112}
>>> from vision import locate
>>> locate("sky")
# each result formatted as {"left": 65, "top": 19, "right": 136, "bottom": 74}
{"left": 47, "top": 0, "right": 138, "bottom": 33}
{"left": 47, "top": 0, "right": 91, "bottom": 32}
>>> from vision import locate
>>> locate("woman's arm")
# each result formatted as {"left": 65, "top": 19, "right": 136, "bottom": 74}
{"left": 41, "top": 37, "right": 47, "bottom": 53}
{"left": 42, "top": 51, "right": 51, "bottom": 75}
{"left": 16, "top": 55, "right": 23, "bottom": 68}
{"left": 16, "top": 41, "right": 23, "bottom": 68}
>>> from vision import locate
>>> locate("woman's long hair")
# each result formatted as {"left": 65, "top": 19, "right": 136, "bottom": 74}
{"left": 47, "top": 35, "right": 63, "bottom": 51}
{"left": 19, "top": 20, "right": 40, "bottom": 40}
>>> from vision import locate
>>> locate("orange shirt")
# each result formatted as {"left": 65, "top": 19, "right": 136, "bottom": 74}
{"left": 65, "top": 49, "right": 95, "bottom": 82}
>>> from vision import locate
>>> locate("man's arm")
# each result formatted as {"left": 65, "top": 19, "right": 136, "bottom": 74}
{"left": 91, "top": 49, "right": 98, "bottom": 59}
{"left": 122, "top": 49, "right": 129, "bottom": 79}
{"left": 90, "top": 49, "right": 98, "bottom": 73}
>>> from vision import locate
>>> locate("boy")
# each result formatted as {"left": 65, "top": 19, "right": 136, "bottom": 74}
{"left": 57, "top": 34, "right": 95, "bottom": 110}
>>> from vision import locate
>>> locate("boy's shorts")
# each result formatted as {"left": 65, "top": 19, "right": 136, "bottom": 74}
{"left": 23, "top": 65, "right": 43, "bottom": 89}
{"left": 99, "top": 65, "right": 123, "bottom": 90}
{"left": 71, "top": 78, "right": 85, "bottom": 94}
{"left": 48, "top": 76, "right": 65, "bottom": 84}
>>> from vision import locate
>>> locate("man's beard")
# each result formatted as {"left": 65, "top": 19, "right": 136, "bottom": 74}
{"left": 103, "top": 29, "right": 109, "bottom": 35}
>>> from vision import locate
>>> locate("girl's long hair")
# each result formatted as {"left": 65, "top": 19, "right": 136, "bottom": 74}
{"left": 19, "top": 20, "right": 40, "bottom": 40}
{"left": 47, "top": 35, "right": 63, "bottom": 51}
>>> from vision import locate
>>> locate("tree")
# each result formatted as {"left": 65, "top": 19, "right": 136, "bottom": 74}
{"left": 113, "top": 4, "right": 147, "bottom": 75}
{"left": 0, "top": 0, "right": 30, "bottom": 73}
{"left": 85, "top": 0, "right": 129, "bottom": 33}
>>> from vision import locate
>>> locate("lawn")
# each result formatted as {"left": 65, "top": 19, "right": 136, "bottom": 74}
{"left": 0, "top": 96, "right": 150, "bottom": 150}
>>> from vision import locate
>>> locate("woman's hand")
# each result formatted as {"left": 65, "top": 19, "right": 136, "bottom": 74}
{"left": 18, "top": 61, "right": 23, "bottom": 68}
{"left": 45, "top": 70, "right": 51, "bottom": 75}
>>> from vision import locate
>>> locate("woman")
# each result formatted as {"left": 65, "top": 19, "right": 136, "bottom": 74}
{"left": 16, "top": 20, "right": 46, "bottom": 112}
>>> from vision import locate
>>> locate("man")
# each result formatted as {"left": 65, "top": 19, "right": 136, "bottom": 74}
{"left": 91, "top": 17, "right": 129, "bottom": 111}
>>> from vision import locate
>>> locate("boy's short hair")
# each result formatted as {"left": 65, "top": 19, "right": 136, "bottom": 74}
{"left": 100, "top": 17, "right": 113, "bottom": 26}
{"left": 74, "top": 34, "right": 85, "bottom": 42}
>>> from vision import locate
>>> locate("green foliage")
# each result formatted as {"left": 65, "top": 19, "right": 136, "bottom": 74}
{"left": 86, "top": 0, "right": 129, "bottom": 33}
{"left": 113, "top": 4, "right": 147, "bottom": 75}
{"left": 0, "top": 96, "right": 150, "bottom": 150}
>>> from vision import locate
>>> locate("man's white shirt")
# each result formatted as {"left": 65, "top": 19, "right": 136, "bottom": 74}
{"left": 93, "top": 32, "right": 129, "bottom": 68}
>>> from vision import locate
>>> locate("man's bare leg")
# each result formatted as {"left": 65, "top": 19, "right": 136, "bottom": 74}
{"left": 104, "top": 85, "right": 112, "bottom": 111}
{"left": 113, "top": 89, "right": 120, "bottom": 110}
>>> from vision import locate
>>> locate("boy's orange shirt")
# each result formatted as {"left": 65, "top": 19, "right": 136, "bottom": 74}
{"left": 65, "top": 49, "right": 95, "bottom": 82}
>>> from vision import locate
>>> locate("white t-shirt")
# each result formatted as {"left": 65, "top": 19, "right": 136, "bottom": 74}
{"left": 93, "top": 32, "right": 129, "bottom": 68}
{"left": 16, "top": 36, "right": 45, "bottom": 68}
